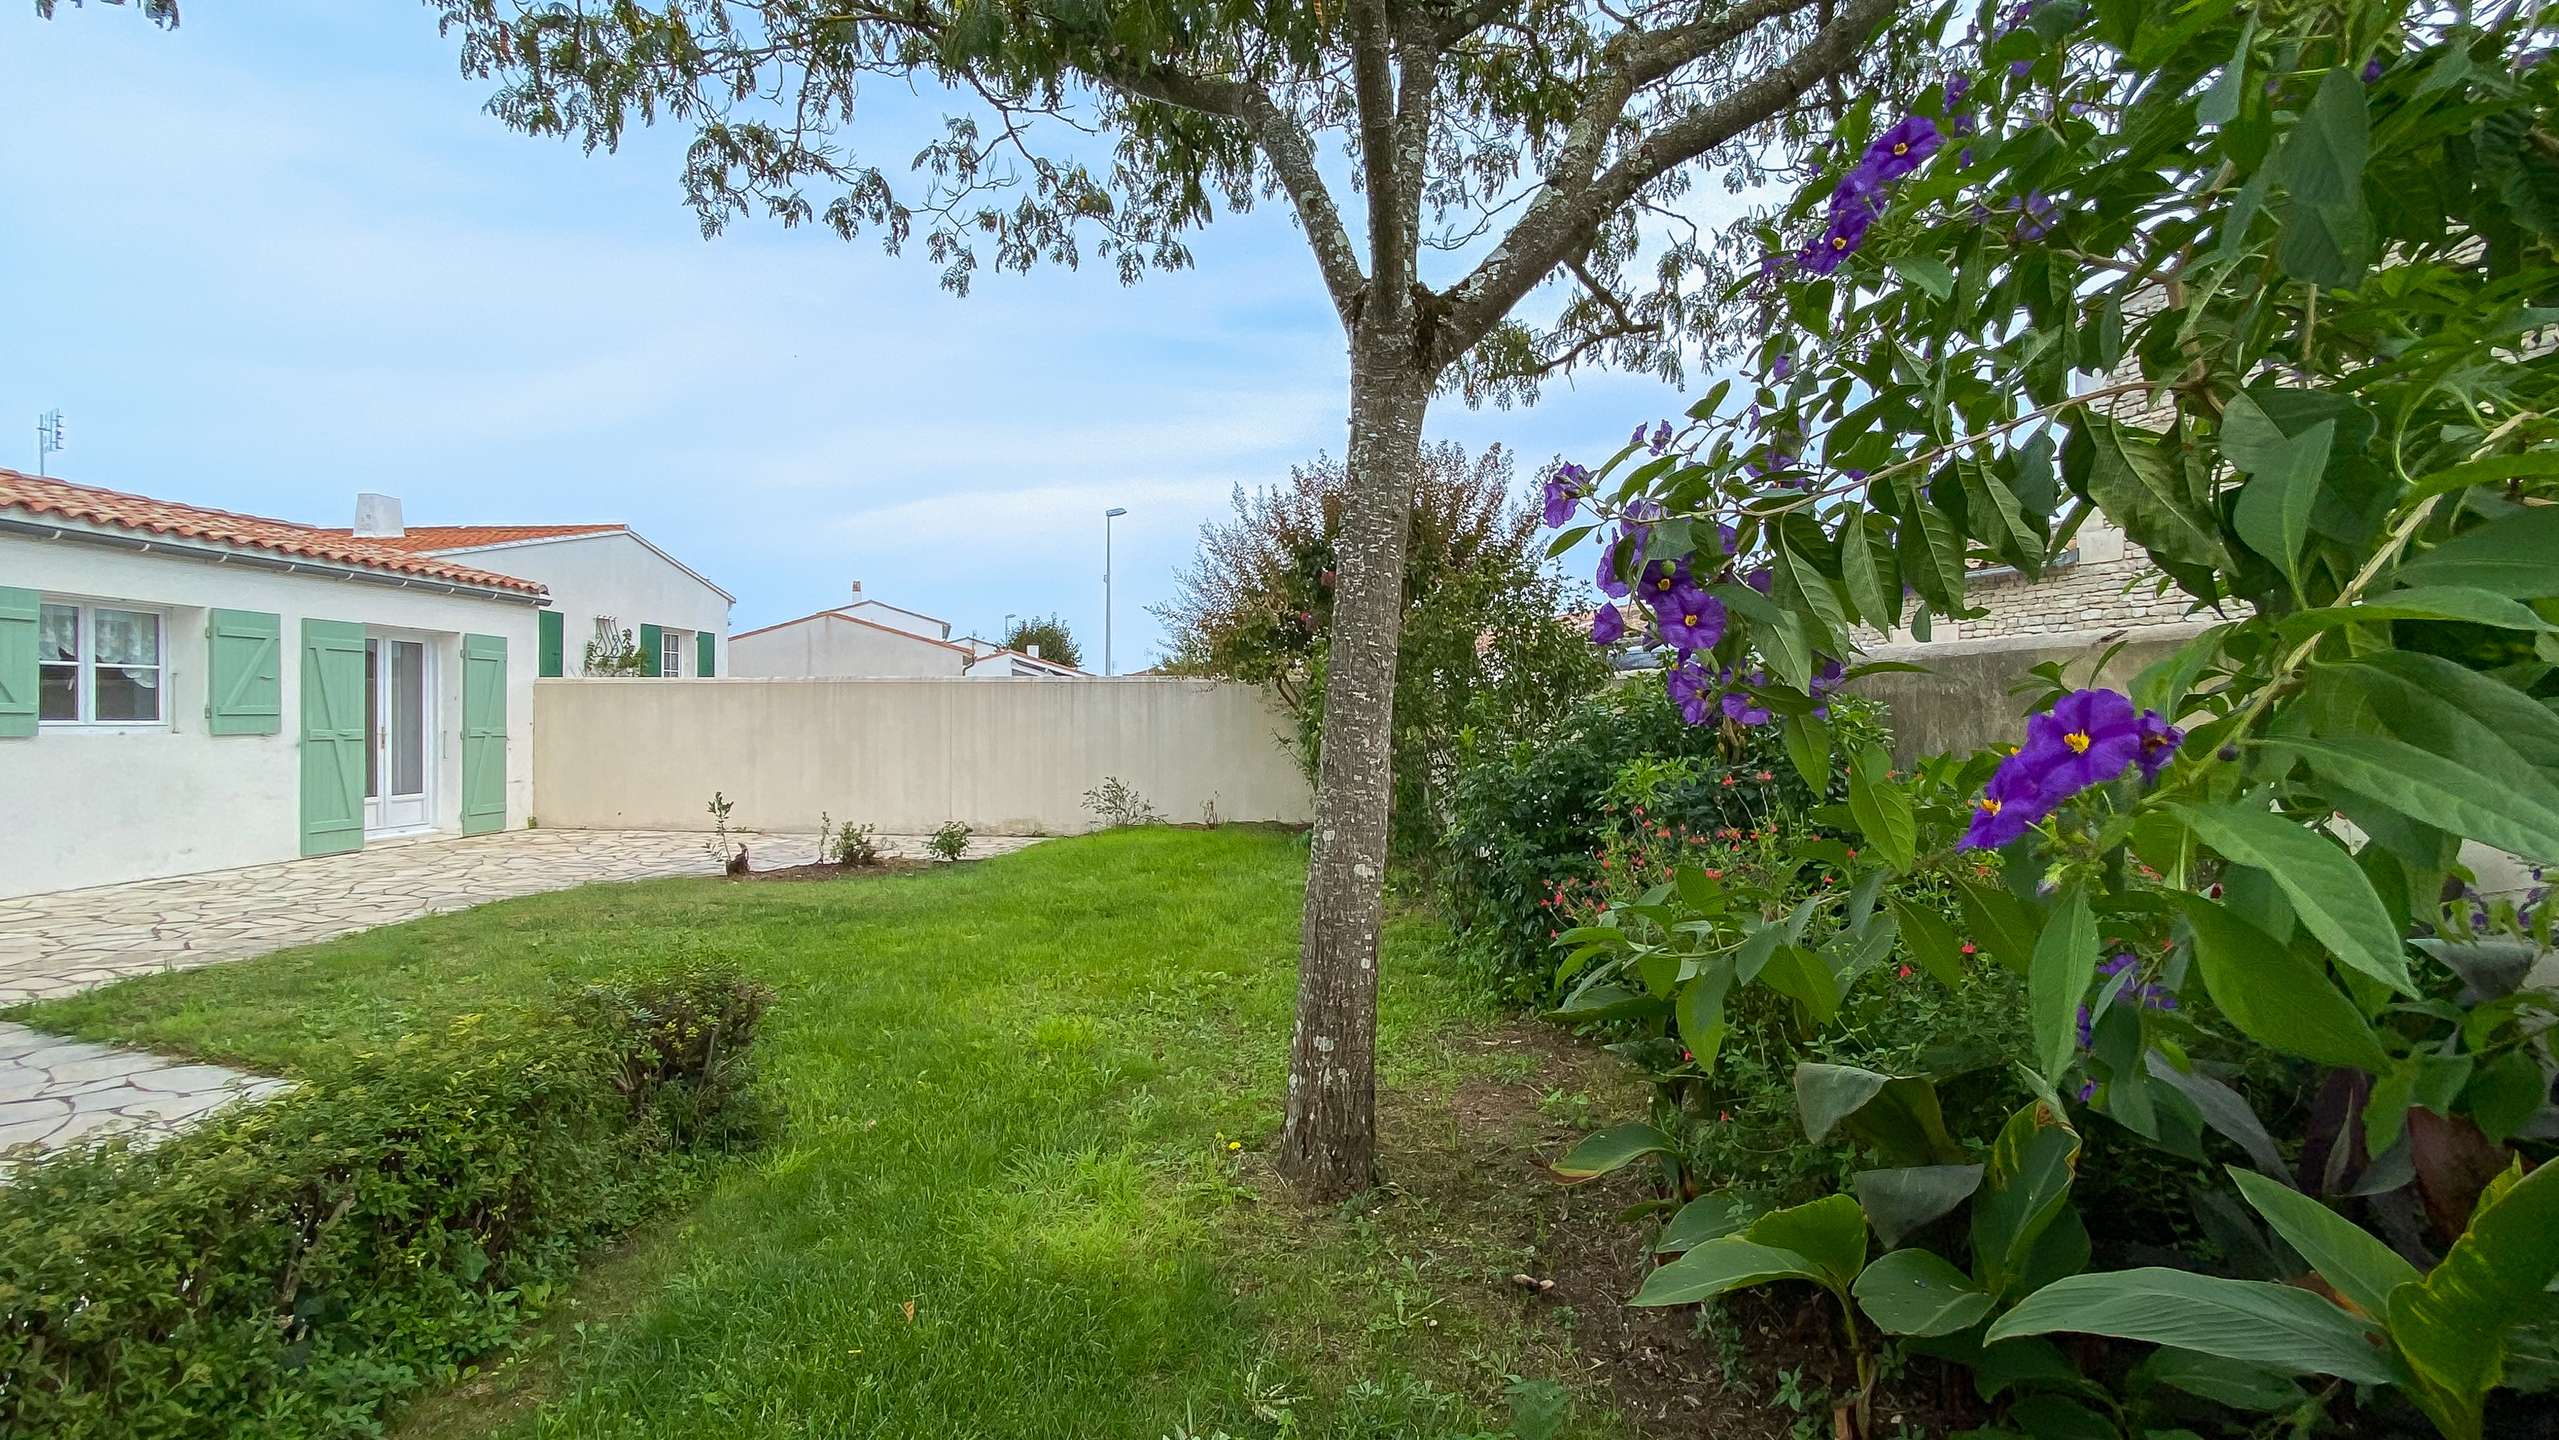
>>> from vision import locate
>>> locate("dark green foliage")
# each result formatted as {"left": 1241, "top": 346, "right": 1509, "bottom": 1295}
{"left": 999, "top": 613, "right": 1083, "bottom": 670}
{"left": 0, "top": 957, "right": 770, "bottom": 1440}
{"left": 1440, "top": 680, "right": 1884, "bottom": 1004}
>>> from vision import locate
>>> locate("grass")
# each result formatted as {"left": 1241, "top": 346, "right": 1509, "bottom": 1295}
{"left": 15, "top": 827, "right": 1642, "bottom": 1440}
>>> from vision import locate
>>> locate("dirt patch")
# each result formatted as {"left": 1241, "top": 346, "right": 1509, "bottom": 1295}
{"left": 1363, "top": 1020, "right": 1980, "bottom": 1439}
{"left": 726, "top": 859, "right": 932, "bottom": 883}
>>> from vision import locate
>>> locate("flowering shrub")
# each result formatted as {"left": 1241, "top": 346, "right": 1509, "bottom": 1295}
{"left": 1439, "top": 679, "right": 1885, "bottom": 1004}
{"left": 1546, "top": 3, "right": 2559, "bottom": 1435}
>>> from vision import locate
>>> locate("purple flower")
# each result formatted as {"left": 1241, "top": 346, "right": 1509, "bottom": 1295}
{"left": 1811, "top": 657, "right": 1847, "bottom": 697}
{"left": 1863, "top": 115, "right": 1944, "bottom": 182}
{"left": 1656, "top": 589, "right": 1726, "bottom": 655}
{"left": 2023, "top": 688, "right": 2145, "bottom": 798}
{"left": 1943, "top": 74, "right": 1970, "bottom": 107}
{"left": 1667, "top": 661, "right": 1715, "bottom": 726}
{"left": 1630, "top": 422, "right": 1647, "bottom": 448}
{"left": 1770, "top": 352, "right": 1793, "bottom": 382}
{"left": 2016, "top": 191, "right": 2059, "bottom": 241}
{"left": 1960, "top": 755, "right": 2053, "bottom": 849}
{"left": 1639, "top": 555, "right": 1694, "bottom": 604}
{"left": 1591, "top": 602, "right": 1625, "bottom": 646}
{"left": 1718, "top": 669, "right": 1772, "bottom": 727}
{"left": 2076, "top": 1079, "right": 2098, "bottom": 1103}
{"left": 1597, "top": 533, "right": 1635, "bottom": 598}
{"left": 2010, "top": 58, "right": 2032, "bottom": 79}
{"left": 2362, "top": 57, "right": 2384, "bottom": 83}
{"left": 1800, "top": 193, "right": 1881, "bottom": 275}
{"left": 1649, "top": 421, "right": 1674, "bottom": 455}
{"left": 1541, "top": 462, "right": 1588, "bottom": 528}
{"left": 1745, "top": 566, "right": 1773, "bottom": 595}
{"left": 2076, "top": 1004, "right": 2095, "bottom": 1050}
{"left": 2134, "top": 711, "right": 2183, "bottom": 779}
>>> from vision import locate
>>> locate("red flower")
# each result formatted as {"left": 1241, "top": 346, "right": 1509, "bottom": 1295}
{"left": 1705, "top": 868, "right": 1724, "bottom": 880}
{"left": 1755, "top": 770, "right": 1774, "bottom": 782}
{"left": 1720, "top": 775, "right": 1737, "bottom": 788}
{"left": 1717, "top": 1110, "right": 1731, "bottom": 1123}
{"left": 1959, "top": 941, "right": 1977, "bottom": 955}
{"left": 1897, "top": 964, "right": 1913, "bottom": 979}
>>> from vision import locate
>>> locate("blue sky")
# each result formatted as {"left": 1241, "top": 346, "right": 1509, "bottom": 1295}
{"left": 3, "top": 3, "right": 1729, "bottom": 663}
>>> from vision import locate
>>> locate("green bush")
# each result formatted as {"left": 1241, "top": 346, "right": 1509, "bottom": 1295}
{"left": 1439, "top": 677, "right": 1885, "bottom": 1004}
{"left": 0, "top": 957, "right": 772, "bottom": 1439}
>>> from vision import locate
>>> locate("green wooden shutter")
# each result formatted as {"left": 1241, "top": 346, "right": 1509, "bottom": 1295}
{"left": 206, "top": 609, "right": 282, "bottom": 735}
{"left": 696, "top": 630, "right": 715, "bottom": 678}
{"left": 298, "top": 619, "right": 368, "bottom": 856}
{"left": 0, "top": 586, "right": 36, "bottom": 739}
{"left": 537, "top": 610, "right": 565, "bottom": 678}
{"left": 637, "top": 622, "right": 662, "bottom": 677}
{"left": 460, "top": 633, "right": 509, "bottom": 835}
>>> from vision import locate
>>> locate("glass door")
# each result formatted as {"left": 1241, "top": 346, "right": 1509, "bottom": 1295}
{"left": 362, "top": 636, "right": 432, "bottom": 834}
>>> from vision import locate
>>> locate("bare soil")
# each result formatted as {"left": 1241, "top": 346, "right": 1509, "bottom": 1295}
{"left": 726, "top": 858, "right": 931, "bottom": 883}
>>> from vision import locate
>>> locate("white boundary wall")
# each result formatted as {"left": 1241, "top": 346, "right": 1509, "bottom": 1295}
{"left": 532, "top": 677, "right": 1310, "bottom": 833}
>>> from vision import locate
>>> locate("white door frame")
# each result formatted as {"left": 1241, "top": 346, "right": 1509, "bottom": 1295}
{"left": 362, "top": 630, "right": 437, "bottom": 836}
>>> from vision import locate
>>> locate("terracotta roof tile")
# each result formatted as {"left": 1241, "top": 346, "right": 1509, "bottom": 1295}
{"left": 0, "top": 469, "right": 548, "bottom": 596}
{"left": 312, "top": 523, "right": 627, "bottom": 553}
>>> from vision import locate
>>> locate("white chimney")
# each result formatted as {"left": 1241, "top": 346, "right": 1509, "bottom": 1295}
{"left": 353, "top": 493, "right": 405, "bottom": 539}
{"left": 850, "top": 579, "right": 864, "bottom": 599}
{"left": 1026, "top": 642, "right": 1041, "bottom": 659}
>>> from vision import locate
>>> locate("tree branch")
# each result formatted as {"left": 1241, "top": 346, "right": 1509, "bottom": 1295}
{"left": 1349, "top": 0, "right": 1411, "bottom": 319}
{"left": 1108, "top": 66, "right": 1369, "bottom": 326}
{"left": 1429, "top": 0, "right": 1891, "bottom": 368}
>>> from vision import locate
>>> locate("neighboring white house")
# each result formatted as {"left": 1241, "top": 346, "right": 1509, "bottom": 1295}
{"left": 319, "top": 496, "right": 734, "bottom": 678}
{"left": 731, "top": 584, "right": 1089, "bottom": 680}
{"left": 0, "top": 470, "right": 543, "bottom": 898}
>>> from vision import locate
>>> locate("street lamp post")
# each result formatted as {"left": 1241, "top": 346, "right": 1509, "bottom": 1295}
{"left": 1104, "top": 507, "right": 1129, "bottom": 676}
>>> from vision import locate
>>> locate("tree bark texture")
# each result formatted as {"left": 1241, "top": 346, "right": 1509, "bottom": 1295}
{"left": 1276, "top": 324, "right": 1430, "bottom": 1199}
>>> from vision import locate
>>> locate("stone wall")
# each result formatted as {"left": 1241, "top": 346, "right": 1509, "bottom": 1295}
{"left": 1846, "top": 624, "right": 2213, "bottom": 764}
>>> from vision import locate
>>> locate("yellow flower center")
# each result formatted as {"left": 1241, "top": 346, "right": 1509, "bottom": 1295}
{"left": 1683, "top": 614, "right": 1699, "bottom": 626}
{"left": 1831, "top": 235, "right": 1849, "bottom": 250}
{"left": 2065, "top": 731, "right": 2092, "bottom": 754}
{"left": 1978, "top": 797, "right": 2002, "bottom": 816}
{"left": 1893, "top": 141, "right": 1910, "bottom": 155}
{"left": 1657, "top": 577, "right": 1674, "bottom": 591}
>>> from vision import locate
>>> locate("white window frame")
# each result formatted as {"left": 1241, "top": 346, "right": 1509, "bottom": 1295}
{"left": 660, "top": 627, "right": 684, "bottom": 678}
{"left": 38, "top": 598, "right": 170, "bottom": 729}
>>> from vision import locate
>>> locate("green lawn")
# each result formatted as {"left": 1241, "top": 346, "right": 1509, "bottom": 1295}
{"left": 17, "top": 827, "right": 1637, "bottom": 1440}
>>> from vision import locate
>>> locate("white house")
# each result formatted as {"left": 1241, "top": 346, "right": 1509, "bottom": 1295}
{"left": 731, "top": 583, "right": 1088, "bottom": 680}
{"left": 320, "top": 496, "right": 734, "bottom": 677}
{"left": 0, "top": 470, "right": 544, "bottom": 899}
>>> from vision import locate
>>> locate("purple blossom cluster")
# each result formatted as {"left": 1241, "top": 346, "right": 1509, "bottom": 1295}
{"left": 1542, "top": 461, "right": 1591, "bottom": 528}
{"left": 1960, "top": 688, "right": 2182, "bottom": 849}
{"left": 2077, "top": 952, "right": 2179, "bottom": 1048}
{"left": 1799, "top": 113, "right": 1944, "bottom": 276}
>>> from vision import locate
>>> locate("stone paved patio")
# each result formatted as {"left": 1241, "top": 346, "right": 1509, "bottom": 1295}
{"left": 0, "top": 828, "right": 1045, "bottom": 1177}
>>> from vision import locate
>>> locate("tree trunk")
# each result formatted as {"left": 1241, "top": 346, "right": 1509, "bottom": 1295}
{"left": 1277, "top": 327, "right": 1429, "bottom": 1199}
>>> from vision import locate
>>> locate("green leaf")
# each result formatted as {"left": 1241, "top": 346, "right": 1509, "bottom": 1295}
{"left": 2388, "top": 1158, "right": 2559, "bottom": 1437}
{"left": 2168, "top": 803, "right": 2413, "bottom": 996}
{"left": 1758, "top": 944, "right": 1841, "bottom": 1025}
{"left": 1971, "top": 1102, "right": 2083, "bottom": 1299}
{"left": 2227, "top": 1168, "right": 2418, "bottom": 1322}
{"left": 1676, "top": 965, "right": 1733, "bottom": 1073}
{"left": 1847, "top": 745, "right": 1916, "bottom": 873}
{"left": 2031, "top": 885, "right": 2097, "bottom": 1081}
{"left": 1631, "top": 1237, "right": 1829, "bottom": 1307}
{"left": 1957, "top": 879, "right": 2039, "bottom": 978}
{"left": 1551, "top": 1123, "right": 1677, "bottom": 1182}
{"left": 1745, "top": 1193, "right": 1868, "bottom": 1295}
{"left": 1782, "top": 711, "right": 1831, "bottom": 790}
{"left": 2131, "top": 1348, "right": 2307, "bottom": 1412}
{"left": 2225, "top": 392, "right": 2333, "bottom": 588}
{"left": 2332, "top": 651, "right": 2559, "bottom": 774}
{"left": 1891, "top": 898, "right": 1968, "bottom": 989}
{"left": 1548, "top": 981, "right": 1667, "bottom": 1023}
{"left": 2399, "top": 449, "right": 2559, "bottom": 504}
{"left": 1794, "top": 1065, "right": 1965, "bottom": 1166}
{"left": 2274, "top": 70, "right": 2374, "bottom": 286}
{"left": 1960, "top": 458, "right": 2044, "bottom": 571}
{"left": 1856, "top": 1248, "right": 1994, "bottom": 1337}
{"left": 2265, "top": 733, "right": 2559, "bottom": 864}
{"left": 1986, "top": 1269, "right": 2399, "bottom": 1384}
{"left": 1656, "top": 1192, "right": 1759, "bottom": 1254}
{"left": 2176, "top": 894, "right": 2391, "bottom": 1072}
{"left": 1889, "top": 254, "right": 1955, "bottom": 300}
{"left": 2195, "top": 12, "right": 2255, "bottom": 126}
{"left": 1894, "top": 478, "right": 1970, "bottom": 613}
{"left": 2395, "top": 504, "right": 2559, "bottom": 596}
{"left": 1841, "top": 512, "right": 1900, "bottom": 632}
{"left": 1854, "top": 1165, "right": 1984, "bottom": 1249}
{"left": 2274, "top": 585, "right": 2557, "bottom": 637}
{"left": 2072, "top": 414, "right": 2232, "bottom": 569}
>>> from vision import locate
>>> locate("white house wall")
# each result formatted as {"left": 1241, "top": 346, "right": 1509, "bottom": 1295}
{"left": 729, "top": 615, "right": 969, "bottom": 678}
{"left": 452, "top": 532, "right": 731, "bottom": 675}
{"left": 0, "top": 533, "right": 538, "bottom": 898}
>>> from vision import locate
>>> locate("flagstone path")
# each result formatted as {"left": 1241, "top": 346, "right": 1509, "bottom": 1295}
{"left": 0, "top": 828, "right": 1044, "bottom": 1177}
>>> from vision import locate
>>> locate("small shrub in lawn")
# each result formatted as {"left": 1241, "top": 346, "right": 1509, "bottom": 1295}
{"left": 1082, "top": 775, "right": 1161, "bottom": 828}
{"left": 927, "top": 821, "right": 972, "bottom": 862}
{"left": 829, "top": 820, "right": 885, "bottom": 868}
{"left": 0, "top": 958, "right": 772, "bottom": 1440}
